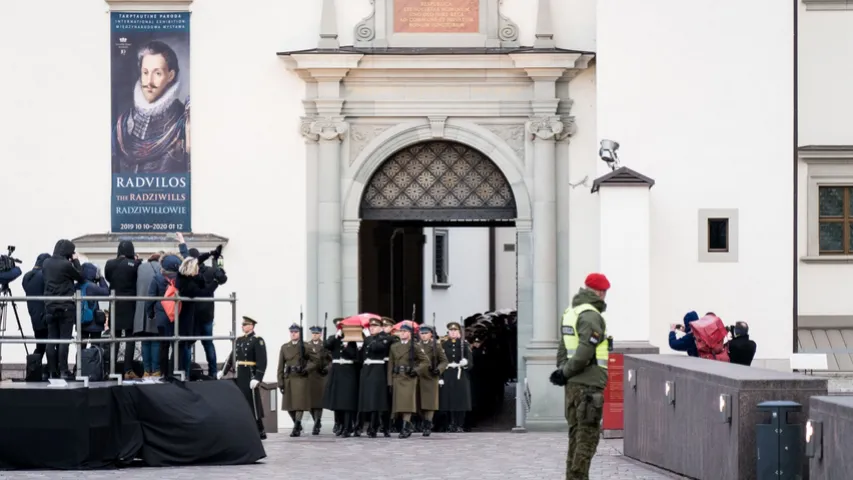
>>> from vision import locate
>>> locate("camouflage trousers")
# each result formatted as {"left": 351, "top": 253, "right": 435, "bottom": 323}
{"left": 565, "top": 383, "right": 604, "bottom": 480}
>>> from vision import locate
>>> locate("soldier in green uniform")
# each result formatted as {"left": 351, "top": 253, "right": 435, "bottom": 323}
{"left": 416, "top": 325, "right": 448, "bottom": 436}
{"left": 551, "top": 273, "right": 611, "bottom": 480}
{"left": 307, "top": 325, "right": 330, "bottom": 435}
{"left": 219, "top": 316, "right": 268, "bottom": 440}
{"left": 380, "top": 317, "right": 398, "bottom": 432}
{"left": 277, "top": 323, "right": 317, "bottom": 437}
{"left": 388, "top": 323, "right": 429, "bottom": 438}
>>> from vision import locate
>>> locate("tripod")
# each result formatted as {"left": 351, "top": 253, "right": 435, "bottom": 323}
{"left": 0, "top": 284, "right": 29, "bottom": 381}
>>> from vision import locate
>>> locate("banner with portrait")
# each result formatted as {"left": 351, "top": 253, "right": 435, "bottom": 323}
{"left": 110, "top": 12, "right": 191, "bottom": 233}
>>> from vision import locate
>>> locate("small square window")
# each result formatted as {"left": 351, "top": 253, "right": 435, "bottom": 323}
{"left": 707, "top": 218, "right": 729, "bottom": 252}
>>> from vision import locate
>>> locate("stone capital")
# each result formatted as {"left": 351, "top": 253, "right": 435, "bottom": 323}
{"left": 526, "top": 116, "right": 564, "bottom": 141}
{"left": 556, "top": 116, "right": 577, "bottom": 142}
{"left": 309, "top": 117, "right": 349, "bottom": 142}
{"left": 300, "top": 117, "right": 319, "bottom": 143}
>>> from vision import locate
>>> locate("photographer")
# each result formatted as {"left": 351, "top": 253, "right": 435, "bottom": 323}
{"left": 22, "top": 253, "right": 50, "bottom": 362}
{"left": 188, "top": 243, "right": 226, "bottom": 378}
{"left": 104, "top": 241, "right": 142, "bottom": 380}
{"left": 727, "top": 321, "right": 756, "bottom": 366}
{"left": 175, "top": 248, "right": 224, "bottom": 377}
{"left": 42, "top": 239, "right": 84, "bottom": 379}
{"left": 668, "top": 311, "right": 699, "bottom": 357}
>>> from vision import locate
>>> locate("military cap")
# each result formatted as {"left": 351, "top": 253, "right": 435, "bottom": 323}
{"left": 369, "top": 318, "right": 382, "bottom": 327}
{"left": 289, "top": 323, "right": 301, "bottom": 332}
{"left": 399, "top": 323, "right": 414, "bottom": 333}
{"left": 332, "top": 317, "right": 344, "bottom": 325}
{"left": 242, "top": 316, "right": 257, "bottom": 325}
{"left": 419, "top": 325, "right": 434, "bottom": 334}
{"left": 381, "top": 317, "right": 395, "bottom": 327}
{"left": 309, "top": 326, "right": 322, "bottom": 334}
{"left": 446, "top": 321, "right": 461, "bottom": 330}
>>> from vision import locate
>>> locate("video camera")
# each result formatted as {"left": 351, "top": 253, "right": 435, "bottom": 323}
{"left": 0, "top": 246, "right": 22, "bottom": 273}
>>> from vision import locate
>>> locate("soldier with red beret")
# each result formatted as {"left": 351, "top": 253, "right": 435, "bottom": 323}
{"left": 552, "top": 272, "right": 613, "bottom": 480}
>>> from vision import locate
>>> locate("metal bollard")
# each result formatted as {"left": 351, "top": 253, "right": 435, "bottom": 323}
{"left": 756, "top": 401, "right": 804, "bottom": 480}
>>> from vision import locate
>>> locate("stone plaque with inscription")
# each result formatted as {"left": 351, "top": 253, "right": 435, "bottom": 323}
{"left": 394, "top": 0, "right": 479, "bottom": 34}
{"left": 354, "top": 0, "right": 519, "bottom": 49}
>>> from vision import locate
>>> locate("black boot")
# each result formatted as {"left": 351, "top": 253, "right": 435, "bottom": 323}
{"left": 312, "top": 420, "right": 322, "bottom": 436}
{"left": 423, "top": 420, "right": 433, "bottom": 437}
{"left": 333, "top": 423, "right": 342, "bottom": 436}
{"left": 399, "top": 421, "right": 413, "bottom": 439}
{"left": 290, "top": 420, "right": 302, "bottom": 437}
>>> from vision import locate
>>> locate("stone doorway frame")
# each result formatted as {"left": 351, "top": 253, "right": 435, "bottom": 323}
{"left": 281, "top": 44, "right": 592, "bottom": 430}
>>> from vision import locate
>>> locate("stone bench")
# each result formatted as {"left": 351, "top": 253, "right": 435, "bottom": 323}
{"left": 623, "top": 354, "right": 827, "bottom": 480}
{"left": 808, "top": 395, "right": 853, "bottom": 479}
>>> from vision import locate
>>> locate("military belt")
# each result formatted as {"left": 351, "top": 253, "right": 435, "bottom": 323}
{"left": 333, "top": 359, "right": 354, "bottom": 365}
{"left": 363, "top": 358, "right": 386, "bottom": 365}
{"left": 237, "top": 361, "right": 256, "bottom": 366}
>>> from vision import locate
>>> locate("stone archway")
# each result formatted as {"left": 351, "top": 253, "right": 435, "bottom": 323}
{"left": 360, "top": 140, "right": 517, "bottom": 221}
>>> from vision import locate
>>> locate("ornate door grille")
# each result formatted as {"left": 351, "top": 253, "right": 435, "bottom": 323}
{"left": 360, "top": 141, "right": 517, "bottom": 221}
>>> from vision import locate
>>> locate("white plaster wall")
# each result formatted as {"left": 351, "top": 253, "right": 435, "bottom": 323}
{"left": 494, "top": 227, "right": 518, "bottom": 311}
{"left": 423, "top": 227, "right": 490, "bottom": 336}
{"left": 797, "top": 5, "right": 853, "bottom": 315}
{"left": 597, "top": 0, "right": 794, "bottom": 361}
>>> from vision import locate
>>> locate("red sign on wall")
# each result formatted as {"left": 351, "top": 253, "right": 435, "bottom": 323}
{"left": 603, "top": 353, "right": 624, "bottom": 430}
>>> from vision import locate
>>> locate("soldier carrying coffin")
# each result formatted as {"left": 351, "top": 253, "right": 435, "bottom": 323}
{"left": 439, "top": 320, "right": 473, "bottom": 433}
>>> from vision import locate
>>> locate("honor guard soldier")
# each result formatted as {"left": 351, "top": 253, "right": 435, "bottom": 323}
{"left": 417, "top": 325, "right": 448, "bottom": 436}
{"left": 277, "top": 323, "right": 317, "bottom": 437}
{"left": 307, "top": 325, "right": 330, "bottom": 435}
{"left": 324, "top": 317, "right": 346, "bottom": 436}
{"left": 388, "top": 323, "right": 429, "bottom": 438}
{"left": 439, "top": 321, "right": 473, "bottom": 432}
{"left": 380, "top": 317, "right": 398, "bottom": 432}
{"left": 551, "top": 273, "right": 612, "bottom": 480}
{"left": 358, "top": 317, "right": 392, "bottom": 437}
{"left": 219, "top": 316, "right": 268, "bottom": 440}
{"left": 322, "top": 319, "right": 362, "bottom": 438}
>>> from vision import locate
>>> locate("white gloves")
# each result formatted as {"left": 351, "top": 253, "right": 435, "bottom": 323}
{"left": 250, "top": 379, "right": 259, "bottom": 390}
{"left": 336, "top": 329, "right": 343, "bottom": 338}
{"left": 459, "top": 358, "right": 469, "bottom": 367}
{"left": 363, "top": 327, "right": 370, "bottom": 337}
{"left": 217, "top": 370, "right": 224, "bottom": 379}
{"left": 439, "top": 379, "right": 445, "bottom": 386}
{"left": 356, "top": 342, "right": 363, "bottom": 349}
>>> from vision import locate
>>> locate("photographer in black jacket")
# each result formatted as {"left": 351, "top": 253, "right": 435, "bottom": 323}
{"left": 727, "top": 321, "right": 757, "bottom": 366}
{"left": 105, "top": 240, "right": 142, "bottom": 379}
{"left": 187, "top": 245, "right": 226, "bottom": 378}
{"left": 42, "top": 240, "right": 84, "bottom": 379}
{"left": 22, "top": 253, "right": 51, "bottom": 362}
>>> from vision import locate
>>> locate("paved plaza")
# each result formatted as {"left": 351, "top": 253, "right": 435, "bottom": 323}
{"left": 2, "top": 433, "right": 684, "bottom": 480}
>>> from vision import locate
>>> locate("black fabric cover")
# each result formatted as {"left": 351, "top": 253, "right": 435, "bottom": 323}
{"left": 0, "top": 380, "right": 265, "bottom": 470}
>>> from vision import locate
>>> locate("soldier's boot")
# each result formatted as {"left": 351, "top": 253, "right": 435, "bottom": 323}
{"left": 353, "top": 425, "right": 362, "bottom": 437}
{"left": 290, "top": 421, "right": 302, "bottom": 438}
{"left": 399, "top": 421, "right": 414, "bottom": 439}
{"left": 422, "top": 420, "right": 433, "bottom": 437}
{"left": 333, "top": 423, "right": 342, "bottom": 436}
{"left": 367, "top": 423, "right": 377, "bottom": 438}
{"left": 312, "top": 420, "right": 321, "bottom": 436}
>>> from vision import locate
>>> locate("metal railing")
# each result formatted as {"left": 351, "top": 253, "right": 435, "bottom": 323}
{"left": 0, "top": 291, "right": 238, "bottom": 386}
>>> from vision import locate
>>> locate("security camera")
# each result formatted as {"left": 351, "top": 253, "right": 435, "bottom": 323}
{"left": 599, "top": 139, "right": 620, "bottom": 171}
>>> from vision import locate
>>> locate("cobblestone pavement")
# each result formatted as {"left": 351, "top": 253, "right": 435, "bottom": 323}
{"left": 2, "top": 434, "right": 685, "bottom": 480}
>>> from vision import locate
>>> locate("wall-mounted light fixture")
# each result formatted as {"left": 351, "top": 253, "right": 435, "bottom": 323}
{"left": 718, "top": 393, "right": 732, "bottom": 423}
{"left": 805, "top": 420, "right": 823, "bottom": 460}
{"left": 665, "top": 380, "right": 675, "bottom": 405}
{"left": 628, "top": 369, "right": 636, "bottom": 390}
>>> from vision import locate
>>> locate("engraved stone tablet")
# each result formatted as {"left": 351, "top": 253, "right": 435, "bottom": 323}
{"left": 394, "top": 0, "right": 480, "bottom": 34}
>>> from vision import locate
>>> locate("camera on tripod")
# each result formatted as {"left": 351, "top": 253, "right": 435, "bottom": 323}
{"left": 0, "top": 245, "right": 22, "bottom": 274}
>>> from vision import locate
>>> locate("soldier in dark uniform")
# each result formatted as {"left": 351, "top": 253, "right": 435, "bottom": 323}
{"left": 323, "top": 319, "right": 362, "bottom": 438}
{"left": 389, "top": 323, "right": 429, "bottom": 438}
{"left": 219, "top": 316, "right": 268, "bottom": 440}
{"left": 358, "top": 318, "right": 392, "bottom": 437}
{"left": 439, "top": 321, "right": 473, "bottom": 433}
{"left": 417, "top": 325, "right": 448, "bottom": 436}
{"left": 324, "top": 317, "right": 345, "bottom": 435}
{"left": 277, "top": 323, "right": 317, "bottom": 437}
{"left": 307, "top": 325, "right": 330, "bottom": 435}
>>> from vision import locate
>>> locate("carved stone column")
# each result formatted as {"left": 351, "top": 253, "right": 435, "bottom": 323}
{"left": 527, "top": 115, "right": 563, "bottom": 348}
{"left": 301, "top": 118, "right": 321, "bottom": 326}
{"left": 341, "top": 219, "right": 360, "bottom": 317}
{"left": 311, "top": 117, "right": 348, "bottom": 321}
{"left": 555, "top": 115, "right": 576, "bottom": 337}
